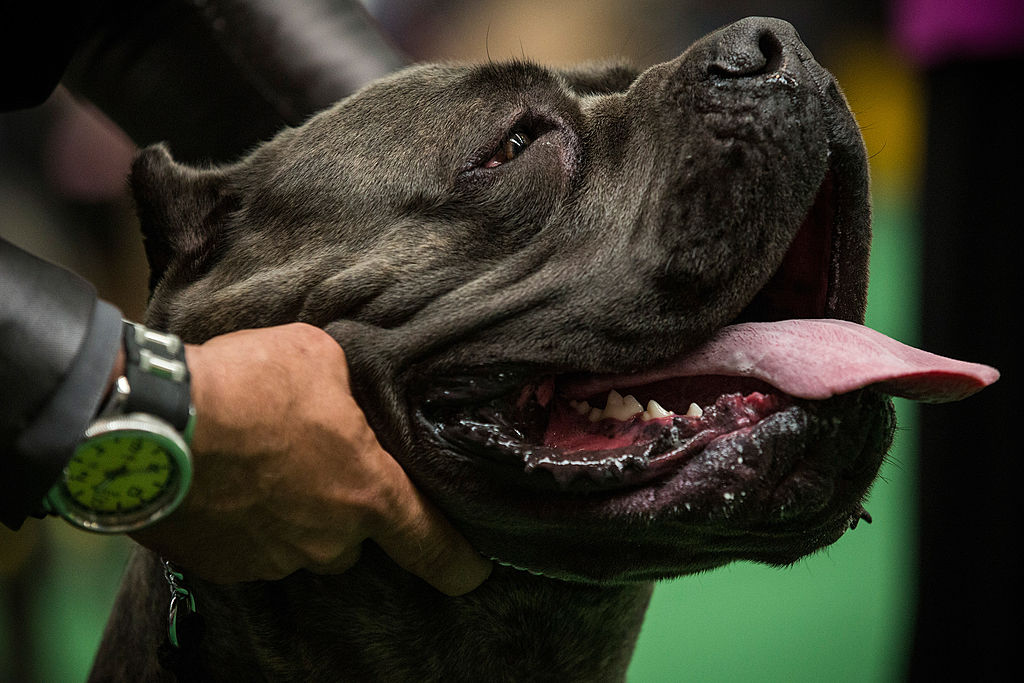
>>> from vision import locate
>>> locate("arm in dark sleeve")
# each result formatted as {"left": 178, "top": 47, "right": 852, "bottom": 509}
{"left": 57, "top": 0, "right": 408, "bottom": 164}
{"left": 4, "top": 0, "right": 406, "bottom": 163}
{"left": 1, "top": 239, "right": 122, "bottom": 529}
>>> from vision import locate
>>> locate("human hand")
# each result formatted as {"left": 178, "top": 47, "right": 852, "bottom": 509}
{"left": 130, "top": 322, "right": 491, "bottom": 595}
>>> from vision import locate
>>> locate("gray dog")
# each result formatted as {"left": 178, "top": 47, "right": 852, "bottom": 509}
{"left": 89, "top": 17, "right": 996, "bottom": 681}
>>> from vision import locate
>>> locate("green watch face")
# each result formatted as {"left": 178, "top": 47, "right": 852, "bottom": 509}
{"left": 48, "top": 414, "right": 193, "bottom": 533}
{"left": 65, "top": 431, "right": 176, "bottom": 513}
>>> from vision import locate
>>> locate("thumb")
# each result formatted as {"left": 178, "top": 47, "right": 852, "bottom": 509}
{"left": 371, "top": 478, "right": 492, "bottom": 596}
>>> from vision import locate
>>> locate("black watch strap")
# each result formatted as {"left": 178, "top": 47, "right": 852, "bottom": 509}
{"left": 121, "top": 321, "right": 193, "bottom": 434}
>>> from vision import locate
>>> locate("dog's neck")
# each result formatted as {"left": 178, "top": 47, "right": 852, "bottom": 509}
{"left": 102, "top": 546, "right": 654, "bottom": 681}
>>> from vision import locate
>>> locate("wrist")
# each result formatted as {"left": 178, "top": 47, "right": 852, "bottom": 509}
{"left": 44, "top": 321, "right": 195, "bottom": 533}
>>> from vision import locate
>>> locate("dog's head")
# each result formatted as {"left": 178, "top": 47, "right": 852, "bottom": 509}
{"left": 133, "top": 18, "right": 997, "bottom": 583}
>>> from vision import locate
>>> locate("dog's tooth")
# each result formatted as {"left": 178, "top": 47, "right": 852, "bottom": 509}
{"left": 588, "top": 407, "right": 604, "bottom": 422}
{"left": 572, "top": 400, "right": 591, "bottom": 415}
{"left": 642, "top": 399, "right": 674, "bottom": 421}
{"left": 626, "top": 394, "right": 644, "bottom": 416}
{"left": 605, "top": 390, "right": 624, "bottom": 408}
{"left": 603, "top": 393, "right": 643, "bottom": 421}
{"left": 685, "top": 402, "right": 704, "bottom": 418}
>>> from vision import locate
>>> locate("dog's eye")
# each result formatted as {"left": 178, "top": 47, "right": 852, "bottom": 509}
{"left": 484, "top": 132, "right": 532, "bottom": 168}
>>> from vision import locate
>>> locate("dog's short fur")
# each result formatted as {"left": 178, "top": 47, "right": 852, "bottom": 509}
{"left": 91, "top": 17, "right": 891, "bottom": 681}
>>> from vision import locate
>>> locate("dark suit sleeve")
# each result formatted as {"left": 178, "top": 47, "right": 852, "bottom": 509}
{"left": 3, "top": 0, "right": 407, "bottom": 162}
{"left": 61, "top": 0, "right": 408, "bottom": 164}
{"left": 0, "top": 240, "right": 122, "bottom": 529}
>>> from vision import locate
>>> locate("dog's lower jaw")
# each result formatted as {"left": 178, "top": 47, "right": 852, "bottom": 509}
{"left": 92, "top": 546, "right": 653, "bottom": 682}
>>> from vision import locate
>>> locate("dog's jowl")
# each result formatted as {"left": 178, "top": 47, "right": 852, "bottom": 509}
{"left": 90, "top": 17, "right": 998, "bottom": 681}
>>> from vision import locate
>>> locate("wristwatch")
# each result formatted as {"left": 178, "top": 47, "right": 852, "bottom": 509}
{"left": 44, "top": 321, "right": 195, "bottom": 533}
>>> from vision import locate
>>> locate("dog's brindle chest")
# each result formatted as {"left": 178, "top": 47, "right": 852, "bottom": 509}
{"left": 90, "top": 17, "right": 912, "bottom": 681}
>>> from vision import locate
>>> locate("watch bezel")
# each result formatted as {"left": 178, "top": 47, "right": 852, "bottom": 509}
{"left": 46, "top": 413, "right": 193, "bottom": 534}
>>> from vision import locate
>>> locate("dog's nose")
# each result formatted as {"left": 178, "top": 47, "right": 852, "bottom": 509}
{"left": 706, "top": 17, "right": 802, "bottom": 79}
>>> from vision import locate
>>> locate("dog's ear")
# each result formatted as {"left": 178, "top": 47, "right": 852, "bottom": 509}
{"left": 559, "top": 61, "right": 640, "bottom": 95}
{"left": 130, "top": 144, "right": 236, "bottom": 291}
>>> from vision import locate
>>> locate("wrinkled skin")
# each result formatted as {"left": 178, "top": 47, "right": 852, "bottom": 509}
{"left": 92, "top": 18, "right": 889, "bottom": 681}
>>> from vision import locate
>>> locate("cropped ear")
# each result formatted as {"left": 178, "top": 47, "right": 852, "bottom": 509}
{"left": 558, "top": 61, "right": 640, "bottom": 96}
{"left": 130, "top": 144, "right": 237, "bottom": 291}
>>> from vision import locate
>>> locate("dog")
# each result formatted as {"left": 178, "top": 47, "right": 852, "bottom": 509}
{"left": 89, "top": 17, "right": 997, "bottom": 681}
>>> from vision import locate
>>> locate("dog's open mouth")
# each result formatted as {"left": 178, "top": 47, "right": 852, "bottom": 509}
{"left": 428, "top": 317, "right": 996, "bottom": 495}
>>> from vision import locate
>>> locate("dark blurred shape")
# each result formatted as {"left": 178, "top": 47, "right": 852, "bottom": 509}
{"left": 55, "top": 0, "right": 408, "bottom": 164}
{"left": 891, "top": 1, "right": 1023, "bottom": 679}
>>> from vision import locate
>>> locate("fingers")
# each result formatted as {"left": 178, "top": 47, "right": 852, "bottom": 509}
{"left": 179, "top": 322, "right": 493, "bottom": 592}
{"left": 370, "top": 474, "right": 492, "bottom": 596}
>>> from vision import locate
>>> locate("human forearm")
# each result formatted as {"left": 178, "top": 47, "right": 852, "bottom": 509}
{"left": 0, "top": 238, "right": 122, "bottom": 529}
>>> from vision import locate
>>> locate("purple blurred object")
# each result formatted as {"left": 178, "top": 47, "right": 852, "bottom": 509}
{"left": 893, "top": 0, "right": 1024, "bottom": 65}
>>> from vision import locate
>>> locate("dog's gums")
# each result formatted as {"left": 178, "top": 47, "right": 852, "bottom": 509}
{"left": 430, "top": 378, "right": 790, "bottom": 492}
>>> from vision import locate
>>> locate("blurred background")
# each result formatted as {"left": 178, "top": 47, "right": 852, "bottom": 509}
{"left": 1, "top": 1, "right": 1017, "bottom": 681}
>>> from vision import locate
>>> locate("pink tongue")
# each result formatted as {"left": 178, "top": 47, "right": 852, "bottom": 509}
{"left": 581, "top": 319, "right": 999, "bottom": 403}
